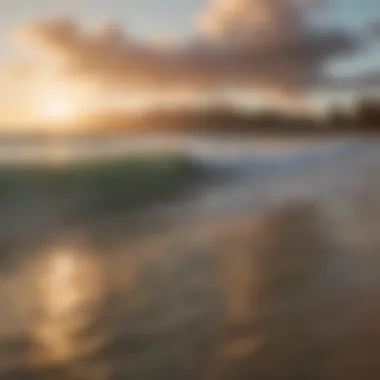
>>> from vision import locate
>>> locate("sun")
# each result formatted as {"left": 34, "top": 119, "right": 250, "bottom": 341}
{"left": 43, "top": 96, "right": 77, "bottom": 123}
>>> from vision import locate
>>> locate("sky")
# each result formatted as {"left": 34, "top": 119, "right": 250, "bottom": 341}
{"left": 0, "top": 0, "right": 377, "bottom": 40}
{"left": 0, "top": 0, "right": 380, "bottom": 127}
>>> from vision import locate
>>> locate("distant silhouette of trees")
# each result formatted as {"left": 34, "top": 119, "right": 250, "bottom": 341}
{"left": 353, "top": 99, "right": 380, "bottom": 130}
{"left": 75, "top": 98, "right": 380, "bottom": 134}
{"left": 327, "top": 106, "right": 353, "bottom": 130}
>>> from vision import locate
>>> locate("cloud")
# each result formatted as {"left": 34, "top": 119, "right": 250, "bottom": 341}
{"left": 327, "top": 69, "right": 380, "bottom": 90}
{"left": 197, "top": 0, "right": 356, "bottom": 88}
{"left": 7, "top": 1, "right": 360, "bottom": 109}
{"left": 369, "top": 19, "right": 380, "bottom": 38}
{"left": 199, "top": 0, "right": 310, "bottom": 44}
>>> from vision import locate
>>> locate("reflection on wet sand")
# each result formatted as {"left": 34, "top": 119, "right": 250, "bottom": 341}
{"left": 30, "top": 245, "right": 107, "bottom": 367}
{"left": 16, "top": 197, "right": 379, "bottom": 380}
{"left": 210, "top": 203, "right": 334, "bottom": 380}
{"left": 23, "top": 233, "right": 218, "bottom": 380}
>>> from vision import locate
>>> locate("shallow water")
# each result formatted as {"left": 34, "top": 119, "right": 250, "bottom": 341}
{"left": 0, "top": 136, "right": 379, "bottom": 380}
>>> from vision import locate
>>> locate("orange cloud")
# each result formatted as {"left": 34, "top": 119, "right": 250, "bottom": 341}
{"left": 1, "top": 0, "right": 361, "bottom": 119}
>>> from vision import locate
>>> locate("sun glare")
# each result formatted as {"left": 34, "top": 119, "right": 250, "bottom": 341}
{"left": 43, "top": 96, "right": 77, "bottom": 123}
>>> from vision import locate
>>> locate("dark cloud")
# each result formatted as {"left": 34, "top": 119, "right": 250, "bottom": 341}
{"left": 326, "top": 70, "right": 380, "bottom": 90}
{"left": 369, "top": 19, "right": 380, "bottom": 38}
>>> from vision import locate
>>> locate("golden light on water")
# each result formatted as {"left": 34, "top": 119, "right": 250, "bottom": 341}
{"left": 42, "top": 251, "right": 83, "bottom": 317}
{"left": 31, "top": 244, "right": 107, "bottom": 365}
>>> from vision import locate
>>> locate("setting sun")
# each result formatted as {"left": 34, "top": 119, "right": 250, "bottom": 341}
{"left": 42, "top": 95, "right": 77, "bottom": 123}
